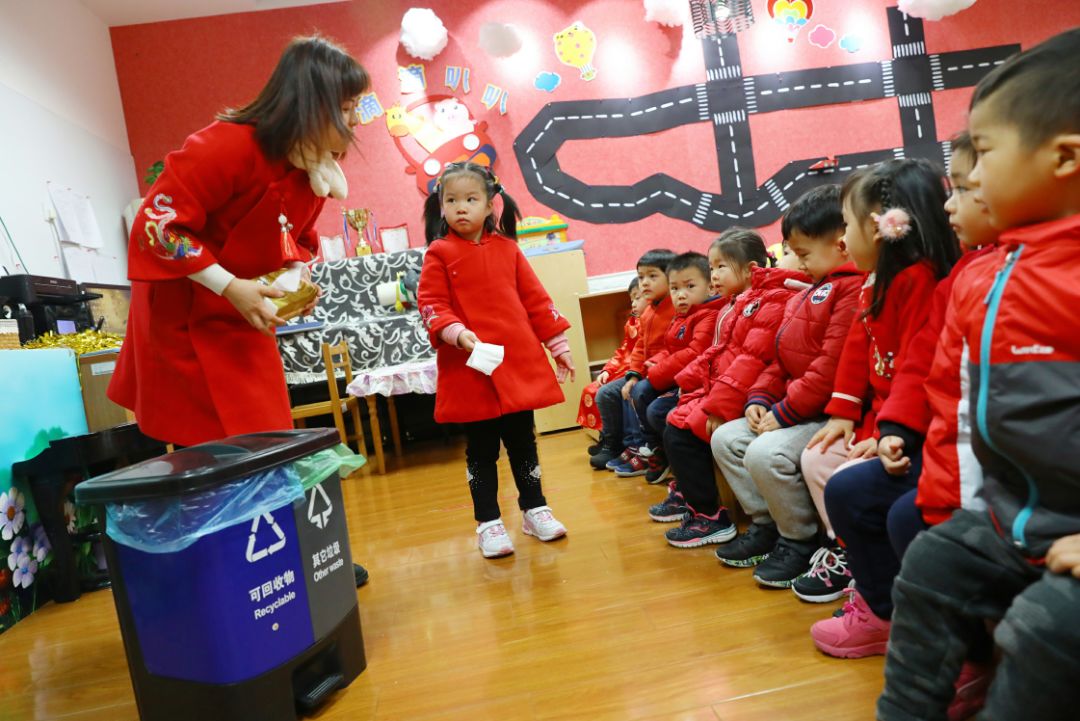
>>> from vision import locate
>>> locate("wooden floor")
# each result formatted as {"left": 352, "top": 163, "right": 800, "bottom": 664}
{"left": 0, "top": 430, "right": 885, "bottom": 721}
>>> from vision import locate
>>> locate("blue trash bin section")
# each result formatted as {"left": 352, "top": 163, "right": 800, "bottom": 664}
{"left": 75, "top": 430, "right": 365, "bottom": 693}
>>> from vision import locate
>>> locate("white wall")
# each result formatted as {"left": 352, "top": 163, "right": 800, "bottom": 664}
{"left": 0, "top": 0, "right": 135, "bottom": 283}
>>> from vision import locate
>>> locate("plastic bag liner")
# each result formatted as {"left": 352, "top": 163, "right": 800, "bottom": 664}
{"left": 105, "top": 465, "right": 304, "bottom": 554}
{"left": 293, "top": 444, "right": 366, "bottom": 491}
{"left": 104, "top": 444, "right": 365, "bottom": 554}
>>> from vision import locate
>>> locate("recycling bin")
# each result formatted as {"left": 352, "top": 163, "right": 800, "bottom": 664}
{"left": 74, "top": 429, "right": 366, "bottom": 721}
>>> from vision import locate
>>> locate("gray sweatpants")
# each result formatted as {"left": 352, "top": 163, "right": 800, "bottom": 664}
{"left": 878, "top": 509, "right": 1080, "bottom": 721}
{"left": 710, "top": 417, "right": 825, "bottom": 541}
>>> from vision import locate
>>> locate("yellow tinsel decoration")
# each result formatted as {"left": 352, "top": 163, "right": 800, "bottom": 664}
{"left": 23, "top": 330, "right": 123, "bottom": 355}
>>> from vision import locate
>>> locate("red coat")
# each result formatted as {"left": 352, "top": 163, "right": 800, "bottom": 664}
{"left": 418, "top": 231, "right": 571, "bottom": 423}
{"left": 669, "top": 267, "right": 804, "bottom": 441}
{"left": 824, "top": 261, "right": 938, "bottom": 441}
{"left": 897, "top": 247, "right": 995, "bottom": 524}
{"left": 109, "top": 121, "right": 324, "bottom": 446}
{"left": 646, "top": 296, "right": 726, "bottom": 391}
{"left": 626, "top": 295, "right": 675, "bottom": 377}
{"left": 748, "top": 263, "right": 863, "bottom": 426}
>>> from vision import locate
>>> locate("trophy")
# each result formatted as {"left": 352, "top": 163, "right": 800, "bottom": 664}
{"left": 343, "top": 208, "right": 381, "bottom": 256}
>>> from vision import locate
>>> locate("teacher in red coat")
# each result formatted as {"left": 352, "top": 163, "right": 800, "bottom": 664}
{"left": 110, "top": 36, "right": 368, "bottom": 448}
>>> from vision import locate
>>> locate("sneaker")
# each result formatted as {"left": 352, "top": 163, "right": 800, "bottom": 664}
{"left": 590, "top": 446, "right": 622, "bottom": 470}
{"left": 477, "top": 520, "right": 514, "bottom": 558}
{"left": 715, "top": 522, "right": 780, "bottom": 567}
{"left": 648, "top": 481, "right": 689, "bottom": 522}
{"left": 640, "top": 446, "right": 672, "bottom": 484}
{"left": 947, "top": 661, "right": 992, "bottom": 721}
{"left": 612, "top": 449, "right": 649, "bottom": 478}
{"left": 665, "top": 509, "right": 737, "bottom": 548}
{"left": 752, "top": 536, "right": 818, "bottom": 588}
{"left": 522, "top": 506, "right": 567, "bottom": 541}
{"left": 353, "top": 563, "right": 369, "bottom": 588}
{"left": 792, "top": 546, "right": 854, "bottom": 603}
{"left": 605, "top": 448, "right": 636, "bottom": 471}
{"left": 810, "top": 589, "right": 890, "bottom": 658}
{"left": 586, "top": 432, "right": 607, "bottom": 456}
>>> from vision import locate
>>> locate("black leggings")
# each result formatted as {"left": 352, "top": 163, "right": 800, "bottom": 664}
{"left": 463, "top": 410, "right": 546, "bottom": 523}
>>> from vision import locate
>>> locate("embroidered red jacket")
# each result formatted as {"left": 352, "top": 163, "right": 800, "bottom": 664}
{"left": 109, "top": 121, "right": 324, "bottom": 446}
{"left": 602, "top": 316, "right": 639, "bottom": 378}
{"left": 417, "top": 231, "right": 570, "bottom": 423}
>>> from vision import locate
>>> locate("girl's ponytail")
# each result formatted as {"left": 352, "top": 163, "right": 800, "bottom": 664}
{"left": 423, "top": 189, "right": 447, "bottom": 245}
{"left": 494, "top": 185, "right": 522, "bottom": 240}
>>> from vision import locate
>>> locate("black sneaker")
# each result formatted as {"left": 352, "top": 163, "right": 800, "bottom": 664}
{"left": 648, "top": 481, "right": 689, "bottom": 522}
{"left": 640, "top": 446, "right": 672, "bottom": 484}
{"left": 353, "top": 563, "right": 369, "bottom": 588}
{"left": 715, "top": 522, "right": 780, "bottom": 567}
{"left": 791, "top": 546, "right": 854, "bottom": 603}
{"left": 665, "top": 509, "right": 737, "bottom": 548}
{"left": 752, "top": 537, "right": 818, "bottom": 588}
{"left": 586, "top": 431, "right": 607, "bottom": 456}
{"left": 589, "top": 445, "right": 622, "bottom": 470}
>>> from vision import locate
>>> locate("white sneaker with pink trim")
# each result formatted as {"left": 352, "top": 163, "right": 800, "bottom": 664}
{"left": 522, "top": 506, "right": 567, "bottom": 542}
{"left": 476, "top": 519, "right": 514, "bottom": 558}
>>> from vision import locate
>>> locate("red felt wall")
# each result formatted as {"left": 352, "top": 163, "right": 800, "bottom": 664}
{"left": 110, "top": 0, "right": 1080, "bottom": 276}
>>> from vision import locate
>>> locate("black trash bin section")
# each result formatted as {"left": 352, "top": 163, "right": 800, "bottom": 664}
{"left": 74, "top": 429, "right": 366, "bottom": 721}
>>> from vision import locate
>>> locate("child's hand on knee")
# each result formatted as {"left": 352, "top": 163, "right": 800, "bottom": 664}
{"left": 621, "top": 377, "right": 638, "bottom": 400}
{"left": 847, "top": 437, "right": 878, "bottom": 460}
{"left": 1047, "top": 534, "right": 1080, "bottom": 578}
{"left": 808, "top": 417, "right": 854, "bottom": 453}
{"left": 706, "top": 414, "right": 723, "bottom": 436}
{"left": 756, "top": 411, "right": 780, "bottom": 435}
{"left": 878, "top": 435, "right": 911, "bottom": 475}
{"left": 745, "top": 404, "right": 766, "bottom": 431}
{"left": 596, "top": 370, "right": 610, "bottom": 385}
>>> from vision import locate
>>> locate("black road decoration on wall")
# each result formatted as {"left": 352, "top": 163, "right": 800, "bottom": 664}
{"left": 514, "top": 6, "right": 1018, "bottom": 231}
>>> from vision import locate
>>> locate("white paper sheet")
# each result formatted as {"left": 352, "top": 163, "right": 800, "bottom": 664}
{"left": 61, "top": 244, "right": 96, "bottom": 282}
{"left": 48, "top": 182, "right": 104, "bottom": 249}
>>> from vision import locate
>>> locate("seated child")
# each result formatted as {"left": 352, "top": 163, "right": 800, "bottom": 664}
{"left": 612, "top": 252, "right": 725, "bottom": 483}
{"left": 658, "top": 229, "right": 807, "bottom": 547}
{"left": 879, "top": 30, "right": 1080, "bottom": 721}
{"left": 711, "top": 184, "right": 863, "bottom": 590}
{"left": 579, "top": 277, "right": 645, "bottom": 451}
{"left": 590, "top": 249, "right": 676, "bottom": 469}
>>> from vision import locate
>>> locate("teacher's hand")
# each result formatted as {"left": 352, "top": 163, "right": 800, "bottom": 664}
{"left": 223, "top": 278, "right": 287, "bottom": 336}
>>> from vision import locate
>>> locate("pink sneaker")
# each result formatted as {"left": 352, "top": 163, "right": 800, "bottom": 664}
{"left": 810, "top": 589, "right": 891, "bottom": 658}
{"left": 947, "top": 661, "right": 992, "bottom": 721}
{"left": 476, "top": 519, "right": 514, "bottom": 558}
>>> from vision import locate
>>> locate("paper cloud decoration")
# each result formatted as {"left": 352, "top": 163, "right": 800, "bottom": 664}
{"left": 807, "top": 24, "right": 836, "bottom": 49}
{"left": 534, "top": 71, "right": 562, "bottom": 92}
{"left": 839, "top": 34, "right": 863, "bottom": 53}
{"left": 643, "top": 0, "right": 689, "bottom": 26}
{"left": 479, "top": 22, "right": 523, "bottom": 57}
{"left": 400, "top": 8, "right": 448, "bottom": 60}
{"left": 897, "top": 0, "right": 976, "bottom": 21}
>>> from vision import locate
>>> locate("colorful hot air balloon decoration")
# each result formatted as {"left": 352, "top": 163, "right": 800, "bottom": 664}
{"left": 767, "top": 0, "right": 814, "bottom": 43}
{"left": 553, "top": 22, "right": 597, "bottom": 81}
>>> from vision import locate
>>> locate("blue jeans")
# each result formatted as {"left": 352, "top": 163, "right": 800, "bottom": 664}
{"left": 596, "top": 377, "right": 644, "bottom": 451}
{"left": 629, "top": 379, "right": 669, "bottom": 449}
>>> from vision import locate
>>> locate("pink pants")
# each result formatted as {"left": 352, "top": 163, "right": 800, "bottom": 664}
{"left": 800, "top": 440, "right": 868, "bottom": 538}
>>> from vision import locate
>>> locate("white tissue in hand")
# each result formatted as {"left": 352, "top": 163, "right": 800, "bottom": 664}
{"left": 466, "top": 342, "right": 505, "bottom": 376}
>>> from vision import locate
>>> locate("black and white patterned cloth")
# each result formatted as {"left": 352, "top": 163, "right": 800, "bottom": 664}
{"left": 277, "top": 250, "right": 434, "bottom": 385}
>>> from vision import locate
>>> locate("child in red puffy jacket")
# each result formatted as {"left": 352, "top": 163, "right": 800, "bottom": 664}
{"left": 578, "top": 277, "right": 644, "bottom": 439}
{"left": 711, "top": 185, "right": 864, "bottom": 590}
{"left": 658, "top": 229, "right": 808, "bottom": 548}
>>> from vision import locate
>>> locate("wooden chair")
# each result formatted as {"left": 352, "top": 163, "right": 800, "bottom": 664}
{"left": 290, "top": 341, "right": 385, "bottom": 474}
{"left": 714, "top": 464, "right": 750, "bottom": 528}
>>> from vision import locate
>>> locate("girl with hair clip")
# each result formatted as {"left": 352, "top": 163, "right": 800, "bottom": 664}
{"left": 795, "top": 159, "right": 959, "bottom": 614}
{"left": 417, "top": 162, "right": 576, "bottom": 558}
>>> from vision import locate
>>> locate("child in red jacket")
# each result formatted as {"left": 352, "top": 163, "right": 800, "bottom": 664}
{"left": 880, "top": 31, "right": 1080, "bottom": 721}
{"left": 799, "top": 160, "right": 960, "bottom": 570}
{"left": 578, "top": 277, "right": 644, "bottom": 440}
{"left": 590, "top": 249, "right": 676, "bottom": 469}
{"left": 660, "top": 230, "right": 806, "bottom": 547}
{"left": 418, "top": 162, "right": 575, "bottom": 559}
{"left": 611, "top": 252, "right": 725, "bottom": 483}
{"left": 808, "top": 132, "right": 999, "bottom": 662}
{"left": 711, "top": 185, "right": 863, "bottom": 590}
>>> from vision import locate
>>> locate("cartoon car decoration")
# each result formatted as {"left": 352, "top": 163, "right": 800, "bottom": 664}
{"left": 385, "top": 94, "right": 497, "bottom": 195}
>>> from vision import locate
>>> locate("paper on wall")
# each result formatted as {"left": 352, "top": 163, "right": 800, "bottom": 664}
{"left": 61, "top": 244, "right": 97, "bottom": 283}
{"left": 48, "top": 182, "right": 104, "bottom": 249}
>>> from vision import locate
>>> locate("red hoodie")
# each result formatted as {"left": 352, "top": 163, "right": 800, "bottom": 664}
{"left": 646, "top": 296, "right": 727, "bottom": 391}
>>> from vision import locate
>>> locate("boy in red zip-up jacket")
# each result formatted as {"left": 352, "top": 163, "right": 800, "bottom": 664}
{"left": 612, "top": 252, "right": 725, "bottom": 483}
{"left": 711, "top": 185, "right": 864, "bottom": 590}
{"left": 879, "top": 30, "right": 1080, "bottom": 721}
{"left": 590, "top": 249, "right": 676, "bottom": 469}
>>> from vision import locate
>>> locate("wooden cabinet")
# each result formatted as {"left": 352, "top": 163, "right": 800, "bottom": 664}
{"left": 77, "top": 349, "right": 130, "bottom": 432}
{"left": 527, "top": 250, "right": 589, "bottom": 434}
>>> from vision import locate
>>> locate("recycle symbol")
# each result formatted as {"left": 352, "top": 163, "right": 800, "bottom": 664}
{"left": 307, "top": 483, "right": 333, "bottom": 530}
{"left": 245, "top": 513, "right": 287, "bottom": 563}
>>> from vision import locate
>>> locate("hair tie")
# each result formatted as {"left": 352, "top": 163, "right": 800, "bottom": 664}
{"left": 871, "top": 208, "right": 912, "bottom": 241}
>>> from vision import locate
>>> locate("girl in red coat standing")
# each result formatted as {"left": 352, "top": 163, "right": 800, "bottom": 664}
{"left": 110, "top": 37, "right": 368, "bottom": 446}
{"left": 417, "top": 162, "right": 575, "bottom": 558}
